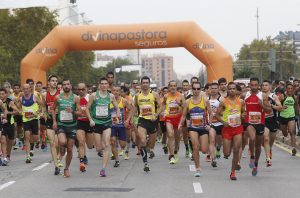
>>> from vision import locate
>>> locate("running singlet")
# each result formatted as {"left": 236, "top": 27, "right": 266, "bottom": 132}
{"left": 165, "top": 92, "right": 182, "bottom": 118}
{"left": 91, "top": 91, "right": 111, "bottom": 125}
{"left": 265, "top": 93, "right": 276, "bottom": 118}
{"left": 280, "top": 96, "right": 295, "bottom": 118}
{"left": 110, "top": 97, "right": 125, "bottom": 127}
{"left": 209, "top": 95, "right": 223, "bottom": 126}
{"left": 57, "top": 93, "right": 76, "bottom": 127}
{"left": 244, "top": 91, "right": 265, "bottom": 124}
{"left": 46, "top": 90, "right": 60, "bottom": 118}
{"left": 22, "top": 94, "right": 39, "bottom": 122}
{"left": 78, "top": 94, "right": 89, "bottom": 121}
{"left": 137, "top": 92, "right": 156, "bottom": 120}
{"left": 222, "top": 97, "right": 242, "bottom": 127}
{"left": 188, "top": 96, "right": 206, "bottom": 129}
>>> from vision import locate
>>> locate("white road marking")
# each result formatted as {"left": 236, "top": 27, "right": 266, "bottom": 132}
{"left": 0, "top": 181, "right": 16, "bottom": 191}
{"left": 189, "top": 165, "right": 196, "bottom": 171}
{"left": 32, "top": 162, "right": 50, "bottom": 171}
{"left": 193, "top": 182, "right": 203, "bottom": 193}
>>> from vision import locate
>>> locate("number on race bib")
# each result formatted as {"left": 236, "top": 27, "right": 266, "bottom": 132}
{"left": 96, "top": 105, "right": 108, "bottom": 118}
{"left": 24, "top": 110, "right": 34, "bottom": 118}
{"left": 169, "top": 103, "right": 179, "bottom": 115}
{"left": 141, "top": 105, "right": 152, "bottom": 117}
{"left": 60, "top": 110, "right": 73, "bottom": 122}
{"left": 249, "top": 112, "right": 261, "bottom": 124}
{"left": 228, "top": 114, "right": 241, "bottom": 127}
{"left": 191, "top": 115, "right": 204, "bottom": 127}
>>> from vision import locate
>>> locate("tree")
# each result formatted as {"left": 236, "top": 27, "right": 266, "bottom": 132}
{"left": 0, "top": 8, "right": 58, "bottom": 84}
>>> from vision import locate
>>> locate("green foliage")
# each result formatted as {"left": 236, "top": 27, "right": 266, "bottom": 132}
{"left": 0, "top": 8, "right": 58, "bottom": 84}
{"left": 235, "top": 37, "right": 296, "bottom": 81}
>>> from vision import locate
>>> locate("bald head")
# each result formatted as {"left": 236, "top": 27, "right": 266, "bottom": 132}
{"left": 77, "top": 83, "right": 87, "bottom": 97}
{"left": 23, "top": 84, "right": 31, "bottom": 96}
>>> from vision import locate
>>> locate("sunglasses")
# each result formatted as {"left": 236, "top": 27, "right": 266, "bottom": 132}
{"left": 192, "top": 88, "right": 201, "bottom": 90}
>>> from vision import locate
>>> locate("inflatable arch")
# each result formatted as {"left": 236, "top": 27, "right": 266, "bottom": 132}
{"left": 20, "top": 21, "right": 233, "bottom": 84}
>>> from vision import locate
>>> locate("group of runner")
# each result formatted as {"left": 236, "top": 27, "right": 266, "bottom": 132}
{"left": 0, "top": 72, "right": 299, "bottom": 180}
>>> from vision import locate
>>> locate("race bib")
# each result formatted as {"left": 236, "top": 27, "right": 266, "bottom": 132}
{"left": 96, "top": 105, "right": 108, "bottom": 118}
{"left": 141, "top": 105, "right": 152, "bottom": 117}
{"left": 191, "top": 115, "right": 204, "bottom": 127}
{"left": 60, "top": 110, "right": 73, "bottom": 122}
{"left": 228, "top": 114, "right": 241, "bottom": 127}
{"left": 169, "top": 103, "right": 179, "bottom": 115}
{"left": 24, "top": 110, "right": 34, "bottom": 118}
{"left": 249, "top": 112, "right": 261, "bottom": 124}
{"left": 47, "top": 102, "right": 54, "bottom": 113}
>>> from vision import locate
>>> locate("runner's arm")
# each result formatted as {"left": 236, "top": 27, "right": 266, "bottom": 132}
{"left": 294, "top": 95, "right": 299, "bottom": 115}
{"left": 178, "top": 100, "right": 188, "bottom": 128}
{"left": 111, "top": 94, "right": 120, "bottom": 118}
{"left": 74, "top": 96, "right": 82, "bottom": 116}
{"left": 215, "top": 101, "right": 228, "bottom": 126}
{"left": 85, "top": 93, "right": 94, "bottom": 122}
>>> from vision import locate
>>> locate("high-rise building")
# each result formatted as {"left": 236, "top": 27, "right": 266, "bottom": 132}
{"left": 141, "top": 54, "right": 174, "bottom": 88}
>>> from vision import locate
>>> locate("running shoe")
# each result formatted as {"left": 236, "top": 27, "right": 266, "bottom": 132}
{"left": 29, "top": 150, "right": 34, "bottom": 157}
{"left": 83, "top": 156, "right": 88, "bottom": 165}
{"left": 57, "top": 160, "right": 63, "bottom": 168}
{"left": 25, "top": 156, "right": 32, "bottom": 163}
{"left": 144, "top": 163, "right": 150, "bottom": 172}
{"left": 2, "top": 158, "right": 8, "bottom": 166}
{"left": 22, "top": 145, "right": 26, "bottom": 151}
{"left": 249, "top": 158, "right": 255, "bottom": 169}
{"left": 211, "top": 160, "right": 217, "bottom": 168}
{"left": 174, "top": 154, "right": 179, "bottom": 164}
{"left": 252, "top": 167, "right": 258, "bottom": 176}
{"left": 270, "top": 150, "right": 272, "bottom": 159}
{"left": 41, "top": 143, "right": 46, "bottom": 150}
{"left": 35, "top": 142, "right": 40, "bottom": 149}
{"left": 80, "top": 162, "right": 86, "bottom": 172}
{"left": 97, "top": 150, "right": 103, "bottom": 157}
{"left": 216, "top": 150, "right": 221, "bottom": 159}
{"left": 169, "top": 157, "right": 175, "bottom": 165}
{"left": 194, "top": 170, "right": 202, "bottom": 177}
{"left": 118, "top": 150, "right": 124, "bottom": 156}
{"left": 13, "top": 144, "right": 19, "bottom": 150}
{"left": 131, "top": 142, "right": 136, "bottom": 148}
{"left": 99, "top": 169, "right": 106, "bottom": 177}
{"left": 149, "top": 151, "right": 155, "bottom": 159}
{"left": 163, "top": 146, "right": 168, "bottom": 155}
{"left": 113, "top": 161, "right": 120, "bottom": 168}
{"left": 54, "top": 167, "right": 60, "bottom": 175}
{"left": 266, "top": 160, "right": 272, "bottom": 167}
{"left": 292, "top": 148, "right": 297, "bottom": 156}
{"left": 235, "top": 163, "right": 241, "bottom": 171}
{"left": 124, "top": 151, "right": 129, "bottom": 160}
{"left": 206, "top": 155, "right": 211, "bottom": 162}
{"left": 64, "top": 169, "right": 70, "bottom": 178}
{"left": 230, "top": 172, "right": 237, "bottom": 180}
{"left": 185, "top": 150, "right": 189, "bottom": 158}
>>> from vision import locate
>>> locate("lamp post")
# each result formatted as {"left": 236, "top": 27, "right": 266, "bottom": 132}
{"left": 60, "top": 12, "right": 84, "bottom": 25}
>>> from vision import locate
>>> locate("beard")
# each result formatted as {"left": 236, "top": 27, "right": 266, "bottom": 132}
{"left": 64, "top": 88, "right": 70, "bottom": 93}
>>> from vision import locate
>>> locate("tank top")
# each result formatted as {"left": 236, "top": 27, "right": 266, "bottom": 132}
{"left": 110, "top": 97, "right": 125, "bottom": 127}
{"left": 280, "top": 95, "right": 295, "bottom": 118}
{"left": 188, "top": 96, "right": 206, "bottom": 129}
{"left": 265, "top": 93, "right": 277, "bottom": 119}
{"left": 3, "top": 98, "right": 14, "bottom": 125}
{"left": 57, "top": 93, "right": 76, "bottom": 127}
{"left": 78, "top": 94, "right": 89, "bottom": 121}
{"left": 46, "top": 89, "right": 60, "bottom": 118}
{"left": 137, "top": 92, "right": 156, "bottom": 120}
{"left": 244, "top": 91, "right": 265, "bottom": 124}
{"left": 22, "top": 94, "right": 39, "bottom": 122}
{"left": 222, "top": 97, "right": 242, "bottom": 127}
{"left": 165, "top": 92, "right": 182, "bottom": 118}
{"left": 209, "top": 95, "right": 223, "bottom": 126}
{"left": 91, "top": 91, "right": 111, "bottom": 125}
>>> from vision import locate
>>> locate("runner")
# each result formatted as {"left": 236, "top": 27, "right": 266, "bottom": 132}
{"left": 106, "top": 72, "right": 114, "bottom": 93}
{"left": 110, "top": 85, "right": 133, "bottom": 167}
{"left": 181, "top": 80, "right": 191, "bottom": 158}
{"left": 16, "top": 84, "right": 42, "bottom": 163}
{"left": 243, "top": 77, "right": 272, "bottom": 176}
{"left": 42, "top": 75, "right": 62, "bottom": 175}
{"left": 134, "top": 76, "right": 162, "bottom": 172}
{"left": 208, "top": 82, "right": 224, "bottom": 166}
{"left": 218, "top": 77, "right": 227, "bottom": 98}
{"left": 85, "top": 77, "right": 120, "bottom": 177}
{"left": 159, "top": 87, "right": 169, "bottom": 155}
{"left": 77, "top": 83, "right": 94, "bottom": 172}
{"left": 179, "top": 81, "right": 213, "bottom": 177}
{"left": 52, "top": 79, "right": 81, "bottom": 177}
{"left": 216, "top": 82, "right": 245, "bottom": 180}
{"left": 261, "top": 80, "right": 283, "bottom": 165}
{"left": 0, "top": 88, "right": 19, "bottom": 165}
{"left": 278, "top": 83, "right": 299, "bottom": 156}
{"left": 163, "top": 81, "right": 185, "bottom": 164}
{"left": 12, "top": 83, "right": 23, "bottom": 150}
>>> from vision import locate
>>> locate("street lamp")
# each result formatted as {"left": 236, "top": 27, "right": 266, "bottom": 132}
{"left": 55, "top": 4, "right": 77, "bottom": 11}
{"left": 60, "top": 12, "right": 85, "bottom": 25}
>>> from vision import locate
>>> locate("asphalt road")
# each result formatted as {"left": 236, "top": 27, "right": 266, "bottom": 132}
{"left": 0, "top": 141, "right": 299, "bottom": 198}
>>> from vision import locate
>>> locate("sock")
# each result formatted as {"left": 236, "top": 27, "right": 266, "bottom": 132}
{"left": 189, "top": 140, "right": 193, "bottom": 152}
{"left": 255, "top": 162, "right": 258, "bottom": 167}
{"left": 185, "top": 143, "right": 189, "bottom": 151}
{"left": 140, "top": 147, "right": 148, "bottom": 163}
{"left": 251, "top": 156, "right": 255, "bottom": 159}
{"left": 80, "top": 158, "right": 84, "bottom": 163}
{"left": 30, "top": 143, "right": 34, "bottom": 150}
{"left": 217, "top": 146, "right": 221, "bottom": 151}
{"left": 169, "top": 155, "right": 174, "bottom": 160}
{"left": 174, "top": 150, "right": 178, "bottom": 155}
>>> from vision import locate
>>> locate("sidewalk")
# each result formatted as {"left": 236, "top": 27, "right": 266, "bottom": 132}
{"left": 276, "top": 131, "right": 300, "bottom": 149}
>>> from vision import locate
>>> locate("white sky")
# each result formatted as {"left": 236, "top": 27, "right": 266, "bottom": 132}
{"left": 77, "top": 0, "right": 300, "bottom": 76}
